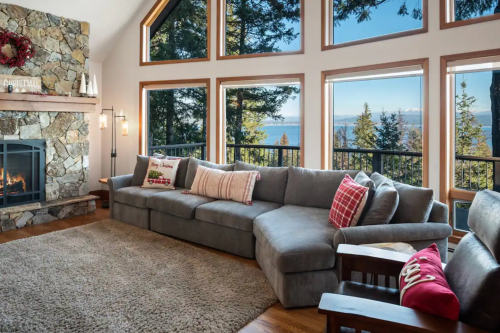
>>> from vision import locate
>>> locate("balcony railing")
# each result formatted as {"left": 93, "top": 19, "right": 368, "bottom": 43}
{"left": 226, "top": 144, "right": 301, "bottom": 167}
{"left": 333, "top": 148, "right": 424, "bottom": 186}
{"left": 149, "top": 143, "right": 206, "bottom": 160}
{"left": 147, "top": 143, "right": 498, "bottom": 190}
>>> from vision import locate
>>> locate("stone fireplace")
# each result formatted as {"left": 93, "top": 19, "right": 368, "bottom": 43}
{"left": 0, "top": 4, "right": 98, "bottom": 232}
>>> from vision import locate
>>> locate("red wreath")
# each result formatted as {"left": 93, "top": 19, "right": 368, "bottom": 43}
{"left": 0, "top": 29, "right": 36, "bottom": 68}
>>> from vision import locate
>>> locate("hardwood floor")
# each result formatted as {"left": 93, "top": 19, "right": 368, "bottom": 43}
{"left": 0, "top": 200, "right": 325, "bottom": 333}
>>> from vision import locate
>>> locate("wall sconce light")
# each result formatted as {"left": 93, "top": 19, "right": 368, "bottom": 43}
{"left": 99, "top": 113, "right": 107, "bottom": 130}
{"left": 122, "top": 119, "right": 129, "bottom": 136}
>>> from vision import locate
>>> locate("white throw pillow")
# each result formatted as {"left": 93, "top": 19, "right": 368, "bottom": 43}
{"left": 141, "top": 157, "right": 180, "bottom": 190}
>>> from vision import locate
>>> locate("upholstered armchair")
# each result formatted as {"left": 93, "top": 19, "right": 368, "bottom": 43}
{"left": 319, "top": 190, "right": 500, "bottom": 333}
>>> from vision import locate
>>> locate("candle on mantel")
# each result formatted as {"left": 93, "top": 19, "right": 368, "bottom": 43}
{"left": 79, "top": 73, "right": 87, "bottom": 95}
{"left": 93, "top": 75, "right": 98, "bottom": 96}
{"left": 87, "top": 81, "right": 94, "bottom": 97}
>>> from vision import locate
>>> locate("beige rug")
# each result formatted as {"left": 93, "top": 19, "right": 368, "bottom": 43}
{"left": 0, "top": 220, "right": 277, "bottom": 333}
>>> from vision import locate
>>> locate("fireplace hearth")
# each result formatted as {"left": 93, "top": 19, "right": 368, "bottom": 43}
{"left": 0, "top": 140, "right": 45, "bottom": 208}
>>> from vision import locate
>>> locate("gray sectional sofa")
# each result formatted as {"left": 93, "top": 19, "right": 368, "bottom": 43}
{"left": 108, "top": 157, "right": 453, "bottom": 308}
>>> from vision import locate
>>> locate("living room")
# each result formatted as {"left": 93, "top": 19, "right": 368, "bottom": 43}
{"left": 0, "top": 0, "right": 499, "bottom": 332}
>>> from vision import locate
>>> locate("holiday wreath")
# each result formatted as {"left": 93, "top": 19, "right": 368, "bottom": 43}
{"left": 0, "top": 29, "right": 36, "bottom": 68}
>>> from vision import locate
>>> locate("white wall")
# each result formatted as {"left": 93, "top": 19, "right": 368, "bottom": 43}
{"left": 102, "top": 0, "right": 500, "bottom": 199}
{"left": 88, "top": 62, "right": 102, "bottom": 192}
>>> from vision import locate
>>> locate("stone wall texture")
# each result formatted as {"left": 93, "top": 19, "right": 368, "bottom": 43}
{"left": 0, "top": 111, "right": 90, "bottom": 201}
{"left": 0, "top": 3, "right": 89, "bottom": 96}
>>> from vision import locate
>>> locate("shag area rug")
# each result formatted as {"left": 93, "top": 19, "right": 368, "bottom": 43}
{"left": 0, "top": 220, "right": 277, "bottom": 333}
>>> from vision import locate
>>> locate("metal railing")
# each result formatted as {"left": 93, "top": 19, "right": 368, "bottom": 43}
{"left": 226, "top": 144, "right": 301, "bottom": 167}
{"left": 148, "top": 143, "right": 206, "bottom": 160}
{"left": 454, "top": 155, "right": 500, "bottom": 192}
{"left": 333, "top": 148, "right": 424, "bottom": 186}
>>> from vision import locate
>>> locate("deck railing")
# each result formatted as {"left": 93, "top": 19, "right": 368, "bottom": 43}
{"left": 147, "top": 144, "right": 498, "bottom": 190}
{"left": 226, "top": 144, "right": 301, "bottom": 167}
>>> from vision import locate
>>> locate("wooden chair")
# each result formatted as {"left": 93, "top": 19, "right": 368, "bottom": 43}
{"left": 319, "top": 190, "right": 500, "bottom": 333}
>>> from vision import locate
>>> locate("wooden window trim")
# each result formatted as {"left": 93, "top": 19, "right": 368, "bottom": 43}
{"left": 440, "top": 0, "right": 500, "bottom": 30}
{"left": 140, "top": 0, "right": 211, "bottom": 66}
{"left": 216, "top": 74, "right": 305, "bottom": 166}
{"left": 440, "top": 48, "right": 500, "bottom": 242}
{"left": 139, "top": 78, "right": 211, "bottom": 159}
{"left": 321, "top": 58, "right": 430, "bottom": 190}
{"left": 321, "top": 0, "right": 428, "bottom": 51}
{"left": 216, "top": 0, "right": 305, "bottom": 61}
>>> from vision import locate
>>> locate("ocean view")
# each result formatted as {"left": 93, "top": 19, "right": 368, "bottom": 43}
{"left": 263, "top": 124, "right": 494, "bottom": 149}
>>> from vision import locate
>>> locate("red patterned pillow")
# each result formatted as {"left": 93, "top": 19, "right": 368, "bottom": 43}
{"left": 399, "top": 244, "right": 460, "bottom": 320}
{"left": 329, "top": 175, "right": 369, "bottom": 228}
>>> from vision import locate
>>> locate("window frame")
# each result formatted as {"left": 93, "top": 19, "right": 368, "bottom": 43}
{"left": 440, "top": 49, "right": 500, "bottom": 243}
{"left": 140, "top": 0, "right": 211, "bottom": 66}
{"left": 139, "top": 78, "right": 211, "bottom": 159}
{"left": 321, "top": 0, "right": 428, "bottom": 51}
{"left": 320, "top": 58, "right": 430, "bottom": 190}
{"left": 216, "top": 0, "right": 305, "bottom": 60}
{"left": 215, "top": 74, "right": 305, "bottom": 166}
{"left": 440, "top": 0, "right": 500, "bottom": 30}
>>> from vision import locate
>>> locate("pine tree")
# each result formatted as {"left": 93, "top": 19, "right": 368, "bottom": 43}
{"left": 455, "top": 80, "right": 484, "bottom": 156}
{"left": 353, "top": 102, "right": 376, "bottom": 149}
{"left": 406, "top": 125, "right": 422, "bottom": 152}
{"left": 375, "top": 111, "right": 403, "bottom": 151}
{"left": 397, "top": 109, "right": 408, "bottom": 150}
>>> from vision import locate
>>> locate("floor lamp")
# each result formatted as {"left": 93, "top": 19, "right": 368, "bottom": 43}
{"left": 100, "top": 107, "right": 128, "bottom": 207}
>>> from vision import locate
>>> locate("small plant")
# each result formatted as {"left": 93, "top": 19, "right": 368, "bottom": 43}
{"left": 148, "top": 170, "right": 163, "bottom": 179}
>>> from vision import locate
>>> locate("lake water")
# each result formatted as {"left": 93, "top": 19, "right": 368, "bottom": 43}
{"left": 263, "top": 125, "right": 494, "bottom": 149}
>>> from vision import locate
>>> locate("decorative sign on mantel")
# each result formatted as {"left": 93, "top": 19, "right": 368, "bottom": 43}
{"left": 0, "top": 74, "right": 42, "bottom": 93}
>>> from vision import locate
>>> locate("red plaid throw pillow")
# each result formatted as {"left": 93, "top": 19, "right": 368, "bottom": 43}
{"left": 329, "top": 174, "right": 369, "bottom": 228}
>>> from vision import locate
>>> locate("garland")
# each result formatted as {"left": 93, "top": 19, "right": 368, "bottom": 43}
{"left": 0, "top": 29, "right": 36, "bottom": 68}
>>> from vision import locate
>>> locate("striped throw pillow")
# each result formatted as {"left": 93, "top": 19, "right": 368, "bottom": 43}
{"left": 329, "top": 174, "right": 369, "bottom": 228}
{"left": 184, "top": 166, "right": 260, "bottom": 205}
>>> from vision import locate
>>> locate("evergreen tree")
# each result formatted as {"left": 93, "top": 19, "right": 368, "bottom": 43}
{"left": 150, "top": 0, "right": 208, "bottom": 61}
{"left": 455, "top": 80, "right": 485, "bottom": 156}
{"left": 406, "top": 125, "right": 422, "bottom": 152}
{"left": 353, "top": 102, "right": 376, "bottom": 149}
{"left": 397, "top": 109, "right": 408, "bottom": 150}
{"left": 225, "top": 0, "right": 301, "bottom": 56}
{"left": 375, "top": 111, "right": 403, "bottom": 151}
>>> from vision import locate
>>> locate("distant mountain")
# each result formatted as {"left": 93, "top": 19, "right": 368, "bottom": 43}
{"left": 334, "top": 110, "right": 493, "bottom": 126}
{"left": 263, "top": 116, "right": 300, "bottom": 124}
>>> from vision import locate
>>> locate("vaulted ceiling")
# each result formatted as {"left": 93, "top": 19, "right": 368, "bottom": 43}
{"left": 2, "top": 0, "right": 149, "bottom": 62}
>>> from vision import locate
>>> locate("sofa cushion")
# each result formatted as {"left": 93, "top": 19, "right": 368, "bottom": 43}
{"left": 254, "top": 205, "right": 337, "bottom": 273}
{"left": 234, "top": 161, "right": 288, "bottom": 204}
{"left": 284, "top": 167, "right": 359, "bottom": 209}
{"left": 196, "top": 200, "right": 282, "bottom": 232}
{"left": 147, "top": 189, "right": 216, "bottom": 219}
{"left": 370, "top": 172, "right": 434, "bottom": 224}
{"left": 131, "top": 155, "right": 190, "bottom": 188}
{"left": 360, "top": 180, "right": 399, "bottom": 226}
{"left": 185, "top": 158, "right": 235, "bottom": 189}
{"left": 114, "top": 186, "right": 170, "bottom": 209}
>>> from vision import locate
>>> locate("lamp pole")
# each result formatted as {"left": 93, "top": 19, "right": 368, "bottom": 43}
{"left": 101, "top": 107, "right": 128, "bottom": 178}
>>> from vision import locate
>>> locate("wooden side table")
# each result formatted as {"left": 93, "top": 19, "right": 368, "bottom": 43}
{"left": 99, "top": 178, "right": 110, "bottom": 208}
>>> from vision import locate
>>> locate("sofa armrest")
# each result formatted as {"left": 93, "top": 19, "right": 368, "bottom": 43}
{"left": 334, "top": 223, "right": 453, "bottom": 251}
{"left": 428, "top": 200, "right": 449, "bottom": 224}
{"left": 318, "top": 293, "right": 486, "bottom": 333}
{"left": 108, "top": 174, "right": 133, "bottom": 218}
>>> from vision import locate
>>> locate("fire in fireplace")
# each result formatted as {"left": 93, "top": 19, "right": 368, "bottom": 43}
{"left": 0, "top": 140, "right": 45, "bottom": 208}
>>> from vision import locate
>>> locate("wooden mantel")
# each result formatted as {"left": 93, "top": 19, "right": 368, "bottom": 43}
{"left": 0, "top": 93, "right": 100, "bottom": 113}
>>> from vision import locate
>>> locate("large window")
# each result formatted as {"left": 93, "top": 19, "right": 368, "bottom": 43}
{"left": 218, "top": 0, "right": 303, "bottom": 59}
{"left": 139, "top": 79, "right": 210, "bottom": 159}
{"left": 322, "top": 0, "right": 428, "bottom": 49}
{"left": 141, "top": 0, "right": 210, "bottom": 65}
{"left": 441, "top": 52, "right": 500, "bottom": 239}
{"left": 441, "top": 0, "right": 500, "bottom": 29}
{"left": 217, "top": 75, "right": 304, "bottom": 167}
{"left": 322, "top": 60, "right": 429, "bottom": 187}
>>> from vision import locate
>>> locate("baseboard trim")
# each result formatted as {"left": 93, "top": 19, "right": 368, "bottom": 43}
{"left": 89, "top": 190, "right": 109, "bottom": 201}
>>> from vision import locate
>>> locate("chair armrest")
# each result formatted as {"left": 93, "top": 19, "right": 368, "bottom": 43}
{"left": 337, "top": 244, "right": 410, "bottom": 282}
{"left": 319, "top": 293, "right": 486, "bottom": 333}
{"left": 334, "top": 223, "right": 453, "bottom": 251}
{"left": 428, "top": 200, "right": 449, "bottom": 224}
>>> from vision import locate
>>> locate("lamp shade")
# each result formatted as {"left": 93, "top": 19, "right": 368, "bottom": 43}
{"left": 122, "top": 119, "right": 129, "bottom": 136}
{"left": 99, "top": 113, "right": 107, "bottom": 129}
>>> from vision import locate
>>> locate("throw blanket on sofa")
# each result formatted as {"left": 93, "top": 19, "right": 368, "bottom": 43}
{"left": 184, "top": 166, "right": 260, "bottom": 205}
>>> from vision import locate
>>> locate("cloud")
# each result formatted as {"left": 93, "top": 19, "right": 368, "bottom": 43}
{"left": 403, "top": 108, "right": 422, "bottom": 112}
